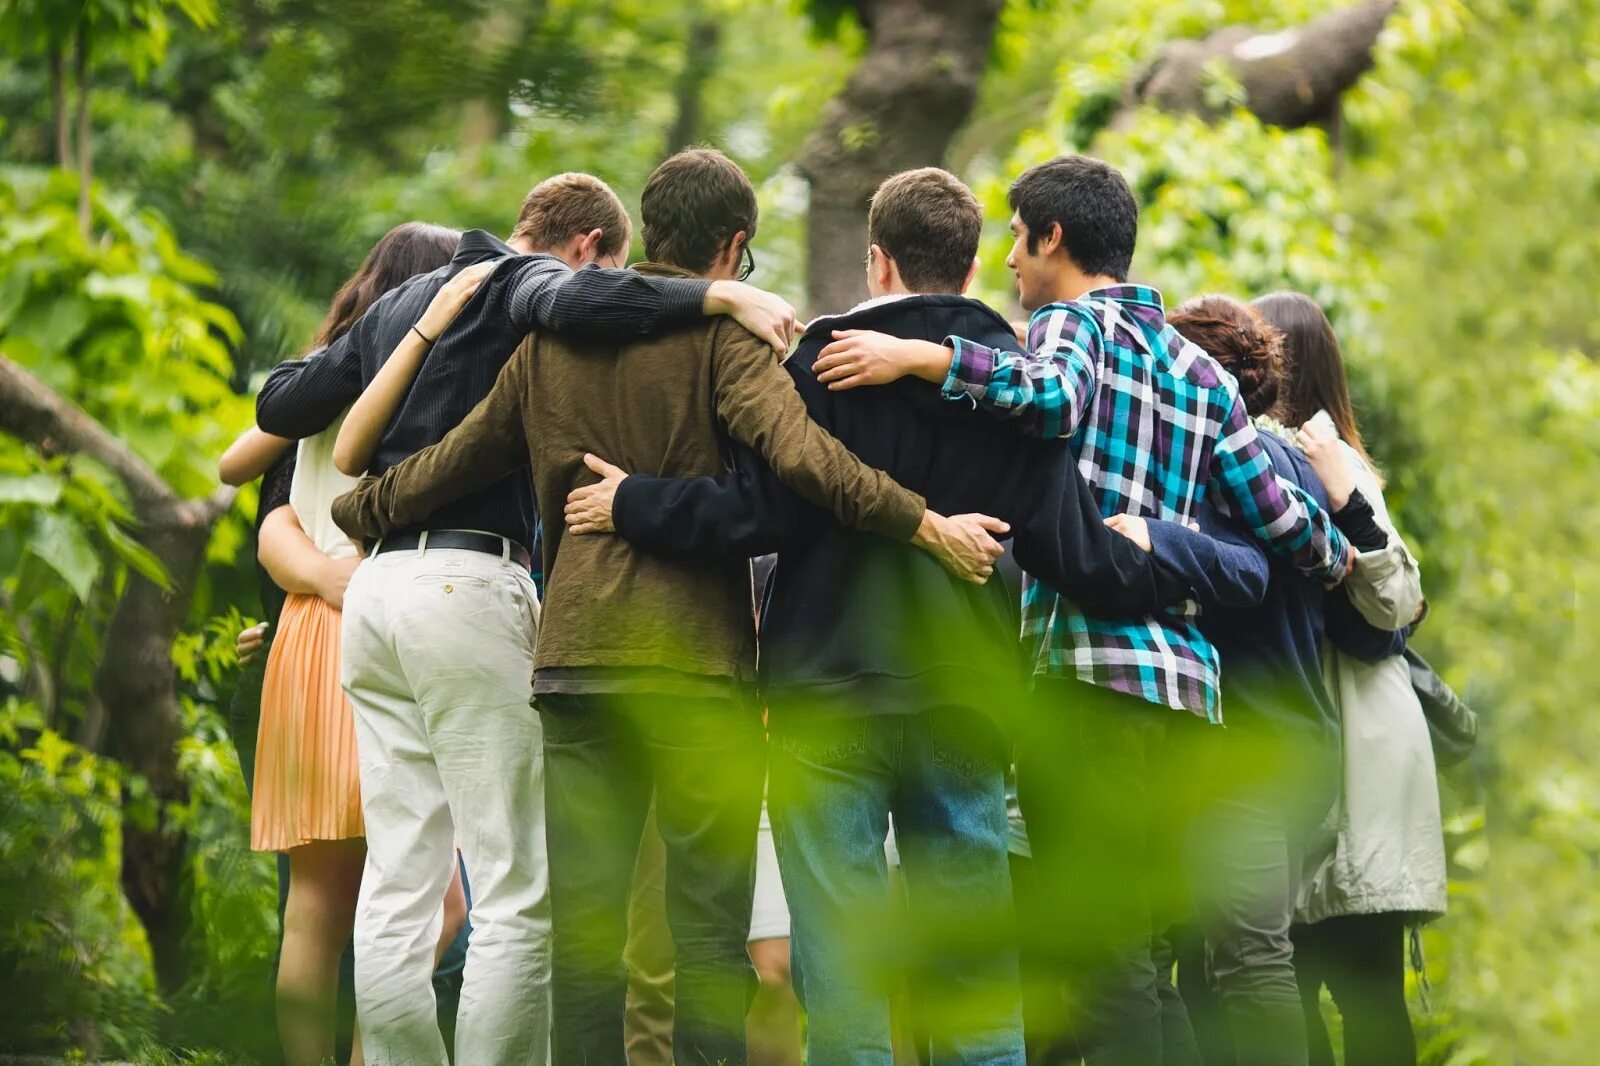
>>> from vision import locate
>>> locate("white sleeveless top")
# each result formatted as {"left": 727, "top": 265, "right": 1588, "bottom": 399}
{"left": 288, "top": 412, "right": 360, "bottom": 560}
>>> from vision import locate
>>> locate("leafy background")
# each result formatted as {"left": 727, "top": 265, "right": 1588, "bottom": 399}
{"left": 1, "top": 0, "right": 1596, "bottom": 1062}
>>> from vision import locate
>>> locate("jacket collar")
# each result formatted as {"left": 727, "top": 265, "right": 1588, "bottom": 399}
{"left": 633, "top": 261, "right": 702, "bottom": 279}
{"left": 451, "top": 229, "right": 518, "bottom": 268}
{"left": 803, "top": 292, "right": 1012, "bottom": 342}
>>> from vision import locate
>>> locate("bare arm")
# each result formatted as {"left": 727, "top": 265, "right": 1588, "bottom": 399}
{"left": 219, "top": 427, "right": 294, "bottom": 486}
{"left": 257, "top": 504, "right": 359, "bottom": 609}
{"left": 333, "top": 263, "right": 495, "bottom": 476}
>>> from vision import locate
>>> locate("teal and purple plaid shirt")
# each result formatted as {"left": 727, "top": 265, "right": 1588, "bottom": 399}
{"left": 942, "top": 285, "right": 1350, "bottom": 721}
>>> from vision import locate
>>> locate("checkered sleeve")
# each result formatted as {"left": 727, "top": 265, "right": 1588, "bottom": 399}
{"left": 940, "top": 304, "right": 1100, "bottom": 439}
{"left": 1206, "top": 392, "right": 1352, "bottom": 582}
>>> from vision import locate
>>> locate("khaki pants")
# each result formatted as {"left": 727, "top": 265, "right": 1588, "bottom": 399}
{"left": 342, "top": 545, "right": 549, "bottom": 1066}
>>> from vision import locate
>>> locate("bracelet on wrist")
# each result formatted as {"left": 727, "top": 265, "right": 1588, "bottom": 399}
{"left": 411, "top": 324, "right": 437, "bottom": 347}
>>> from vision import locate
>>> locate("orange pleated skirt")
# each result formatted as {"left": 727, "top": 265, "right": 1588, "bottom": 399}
{"left": 251, "top": 592, "right": 365, "bottom": 851}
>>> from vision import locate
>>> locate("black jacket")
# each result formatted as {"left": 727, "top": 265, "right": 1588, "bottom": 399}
{"left": 255, "top": 230, "right": 709, "bottom": 549}
{"left": 612, "top": 294, "right": 1192, "bottom": 717}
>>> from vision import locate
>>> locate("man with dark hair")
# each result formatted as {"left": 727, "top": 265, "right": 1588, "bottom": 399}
{"left": 330, "top": 148, "right": 1006, "bottom": 1066}
{"left": 1006, "top": 154, "right": 1139, "bottom": 279}
{"left": 251, "top": 170, "right": 800, "bottom": 1066}
{"left": 807, "top": 153, "right": 1353, "bottom": 1065}
{"left": 558, "top": 166, "right": 1249, "bottom": 1065}
{"left": 640, "top": 147, "right": 760, "bottom": 273}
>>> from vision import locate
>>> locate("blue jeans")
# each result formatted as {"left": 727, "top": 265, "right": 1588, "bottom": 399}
{"left": 769, "top": 705, "right": 1025, "bottom": 1066}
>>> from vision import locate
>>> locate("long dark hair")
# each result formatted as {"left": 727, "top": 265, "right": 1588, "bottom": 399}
{"left": 1170, "top": 294, "right": 1287, "bottom": 419}
{"left": 1252, "top": 291, "right": 1380, "bottom": 482}
{"left": 309, "top": 222, "right": 460, "bottom": 351}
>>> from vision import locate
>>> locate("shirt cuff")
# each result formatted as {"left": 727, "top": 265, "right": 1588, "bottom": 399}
{"left": 1332, "top": 487, "right": 1388, "bottom": 552}
{"left": 658, "top": 278, "right": 713, "bottom": 324}
{"left": 940, "top": 337, "right": 992, "bottom": 401}
{"left": 611, "top": 476, "right": 650, "bottom": 543}
{"left": 875, "top": 488, "right": 928, "bottom": 543}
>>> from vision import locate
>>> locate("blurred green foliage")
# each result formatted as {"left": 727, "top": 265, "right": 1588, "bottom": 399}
{"left": 1, "top": 0, "right": 1596, "bottom": 1061}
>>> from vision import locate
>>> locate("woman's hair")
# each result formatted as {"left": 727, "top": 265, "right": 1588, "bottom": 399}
{"left": 1169, "top": 294, "right": 1287, "bottom": 419}
{"left": 1252, "top": 290, "right": 1379, "bottom": 480}
{"left": 310, "top": 221, "right": 461, "bottom": 351}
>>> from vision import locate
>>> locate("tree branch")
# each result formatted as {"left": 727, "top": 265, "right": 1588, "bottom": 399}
{"left": 0, "top": 355, "right": 176, "bottom": 512}
{"left": 1121, "top": 0, "right": 1397, "bottom": 130}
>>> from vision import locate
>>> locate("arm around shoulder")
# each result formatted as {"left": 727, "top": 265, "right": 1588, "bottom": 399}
{"left": 711, "top": 325, "right": 924, "bottom": 541}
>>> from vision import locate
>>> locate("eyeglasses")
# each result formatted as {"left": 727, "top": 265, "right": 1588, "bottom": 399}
{"left": 738, "top": 241, "right": 755, "bottom": 282}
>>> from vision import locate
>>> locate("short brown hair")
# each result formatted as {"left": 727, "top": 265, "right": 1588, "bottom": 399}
{"left": 640, "top": 148, "right": 758, "bottom": 273}
{"left": 868, "top": 168, "right": 983, "bottom": 294}
{"left": 511, "top": 173, "right": 631, "bottom": 259}
{"left": 1170, "top": 294, "right": 1288, "bottom": 419}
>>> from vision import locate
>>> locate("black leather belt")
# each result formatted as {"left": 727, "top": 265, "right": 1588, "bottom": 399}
{"left": 374, "top": 530, "right": 533, "bottom": 573}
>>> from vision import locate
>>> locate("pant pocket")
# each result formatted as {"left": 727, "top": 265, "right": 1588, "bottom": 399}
{"left": 535, "top": 695, "right": 607, "bottom": 746}
{"left": 928, "top": 706, "right": 1005, "bottom": 779}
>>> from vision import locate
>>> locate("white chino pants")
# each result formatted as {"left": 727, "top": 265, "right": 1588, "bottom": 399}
{"left": 342, "top": 541, "right": 549, "bottom": 1065}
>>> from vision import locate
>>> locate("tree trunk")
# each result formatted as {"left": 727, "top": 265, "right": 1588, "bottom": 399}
{"left": 796, "top": 0, "right": 1004, "bottom": 318}
{"left": 100, "top": 511, "right": 221, "bottom": 994}
{"left": 49, "top": 42, "right": 71, "bottom": 169}
{"left": 664, "top": 9, "right": 721, "bottom": 159}
{"left": 74, "top": 23, "right": 92, "bottom": 238}
{"left": 0, "top": 355, "right": 233, "bottom": 996}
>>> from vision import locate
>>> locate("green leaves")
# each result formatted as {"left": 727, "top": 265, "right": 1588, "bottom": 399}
{"left": 26, "top": 510, "right": 102, "bottom": 603}
{"left": 0, "top": 472, "right": 64, "bottom": 505}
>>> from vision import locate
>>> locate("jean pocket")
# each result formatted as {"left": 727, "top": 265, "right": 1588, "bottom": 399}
{"left": 535, "top": 697, "right": 602, "bottom": 746}
{"left": 775, "top": 715, "right": 869, "bottom": 768}
{"left": 928, "top": 708, "right": 1004, "bottom": 780}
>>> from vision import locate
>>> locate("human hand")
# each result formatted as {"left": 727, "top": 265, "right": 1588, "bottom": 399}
{"left": 565, "top": 453, "right": 630, "bottom": 534}
{"left": 912, "top": 510, "right": 1009, "bottom": 585}
{"left": 314, "top": 555, "right": 362, "bottom": 611}
{"left": 813, "top": 331, "right": 950, "bottom": 391}
{"left": 236, "top": 622, "right": 269, "bottom": 666}
{"left": 416, "top": 262, "right": 495, "bottom": 343}
{"left": 705, "top": 280, "right": 797, "bottom": 355}
{"left": 1104, "top": 513, "right": 1153, "bottom": 552}
{"left": 1295, "top": 421, "right": 1353, "bottom": 511}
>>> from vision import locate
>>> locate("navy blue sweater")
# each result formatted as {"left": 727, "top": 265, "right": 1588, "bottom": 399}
{"left": 1147, "top": 432, "right": 1397, "bottom": 741}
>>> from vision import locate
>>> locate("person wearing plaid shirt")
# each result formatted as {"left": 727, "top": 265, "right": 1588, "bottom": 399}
{"left": 815, "top": 281, "right": 1350, "bottom": 722}
{"left": 811, "top": 155, "right": 1353, "bottom": 1066}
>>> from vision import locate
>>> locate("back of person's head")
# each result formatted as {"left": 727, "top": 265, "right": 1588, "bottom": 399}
{"left": 511, "top": 172, "right": 632, "bottom": 259}
{"left": 1008, "top": 155, "right": 1138, "bottom": 281}
{"left": 1170, "top": 294, "right": 1287, "bottom": 419}
{"left": 313, "top": 221, "right": 460, "bottom": 350}
{"left": 640, "top": 147, "right": 758, "bottom": 273}
{"left": 867, "top": 168, "right": 982, "bottom": 293}
{"left": 1252, "top": 290, "right": 1379, "bottom": 479}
